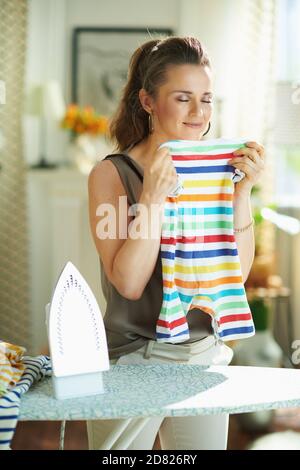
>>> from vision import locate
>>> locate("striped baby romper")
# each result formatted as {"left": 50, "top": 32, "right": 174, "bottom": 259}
{"left": 156, "top": 138, "right": 255, "bottom": 344}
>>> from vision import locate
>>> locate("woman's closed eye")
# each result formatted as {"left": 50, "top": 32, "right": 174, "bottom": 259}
{"left": 177, "top": 99, "right": 212, "bottom": 103}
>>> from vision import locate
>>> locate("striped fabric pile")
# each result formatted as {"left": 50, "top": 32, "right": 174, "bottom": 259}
{"left": 0, "top": 342, "right": 26, "bottom": 397}
{"left": 0, "top": 343, "right": 51, "bottom": 450}
{"left": 156, "top": 138, "right": 255, "bottom": 343}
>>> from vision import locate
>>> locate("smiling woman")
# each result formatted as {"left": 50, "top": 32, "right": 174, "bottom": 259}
{"left": 87, "top": 35, "right": 260, "bottom": 451}
{"left": 108, "top": 36, "right": 213, "bottom": 155}
{"left": 143, "top": 62, "right": 213, "bottom": 139}
{"left": 87, "top": 36, "right": 232, "bottom": 451}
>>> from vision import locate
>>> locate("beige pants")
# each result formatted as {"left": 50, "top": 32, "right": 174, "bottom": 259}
{"left": 86, "top": 335, "right": 234, "bottom": 450}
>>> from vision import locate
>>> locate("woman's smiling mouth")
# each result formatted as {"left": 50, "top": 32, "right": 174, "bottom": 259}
{"left": 183, "top": 122, "right": 203, "bottom": 128}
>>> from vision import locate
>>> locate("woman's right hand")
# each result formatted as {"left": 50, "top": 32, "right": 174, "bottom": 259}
{"left": 142, "top": 146, "right": 178, "bottom": 204}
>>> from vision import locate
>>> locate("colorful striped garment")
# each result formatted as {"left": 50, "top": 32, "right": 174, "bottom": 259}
{"left": 0, "top": 355, "right": 51, "bottom": 450}
{"left": 156, "top": 138, "right": 255, "bottom": 343}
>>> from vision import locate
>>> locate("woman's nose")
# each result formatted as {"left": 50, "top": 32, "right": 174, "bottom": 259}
{"left": 189, "top": 103, "right": 204, "bottom": 118}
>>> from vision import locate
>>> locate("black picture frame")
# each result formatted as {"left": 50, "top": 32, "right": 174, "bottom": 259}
{"left": 71, "top": 27, "right": 174, "bottom": 116}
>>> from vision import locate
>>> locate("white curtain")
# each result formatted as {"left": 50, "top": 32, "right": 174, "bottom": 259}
{"left": 228, "top": 0, "right": 278, "bottom": 259}
{"left": 235, "top": 0, "right": 278, "bottom": 143}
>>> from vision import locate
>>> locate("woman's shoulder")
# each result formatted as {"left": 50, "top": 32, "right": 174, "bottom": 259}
{"left": 88, "top": 156, "right": 127, "bottom": 198}
{"left": 90, "top": 151, "right": 126, "bottom": 175}
{"left": 89, "top": 156, "right": 115, "bottom": 180}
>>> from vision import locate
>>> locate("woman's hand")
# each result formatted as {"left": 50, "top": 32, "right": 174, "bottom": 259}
{"left": 228, "top": 141, "right": 265, "bottom": 196}
{"left": 143, "top": 146, "right": 178, "bottom": 204}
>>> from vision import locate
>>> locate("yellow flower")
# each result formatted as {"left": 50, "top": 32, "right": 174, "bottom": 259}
{"left": 60, "top": 104, "right": 109, "bottom": 136}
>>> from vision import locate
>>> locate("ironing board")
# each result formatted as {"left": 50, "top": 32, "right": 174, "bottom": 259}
{"left": 19, "top": 364, "right": 300, "bottom": 449}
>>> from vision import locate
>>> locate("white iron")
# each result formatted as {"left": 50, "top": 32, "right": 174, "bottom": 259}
{"left": 45, "top": 261, "right": 110, "bottom": 399}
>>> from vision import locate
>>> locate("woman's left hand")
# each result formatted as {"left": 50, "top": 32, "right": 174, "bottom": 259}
{"left": 228, "top": 141, "right": 265, "bottom": 196}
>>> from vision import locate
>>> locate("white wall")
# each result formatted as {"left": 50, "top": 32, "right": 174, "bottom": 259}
{"left": 24, "top": 0, "right": 181, "bottom": 167}
{"left": 64, "top": 0, "right": 180, "bottom": 103}
{"left": 24, "top": 0, "right": 247, "bottom": 168}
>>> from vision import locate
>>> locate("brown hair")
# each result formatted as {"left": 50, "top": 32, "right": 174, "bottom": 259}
{"left": 108, "top": 36, "right": 211, "bottom": 153}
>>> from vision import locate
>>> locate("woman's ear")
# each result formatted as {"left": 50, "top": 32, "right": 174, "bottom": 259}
{"left": 138, "top": 88, "right": 153, "bottom": 114}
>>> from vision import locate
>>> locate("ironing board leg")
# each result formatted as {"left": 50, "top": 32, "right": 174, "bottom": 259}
{"left": 96, "top": 417, "right": 153, "bottom": 450}
{"left": 59, "top": 420, "right": 66, "bottom": 450}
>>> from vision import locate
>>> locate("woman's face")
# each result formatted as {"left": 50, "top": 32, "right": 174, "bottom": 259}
{"left": 150, "top": 64, "right": 213, "bottom": 141}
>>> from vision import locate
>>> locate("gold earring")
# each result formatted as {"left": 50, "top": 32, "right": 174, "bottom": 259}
{"left": 203, "top": 121, "right": 211, "bottom": 136}
{"left": 148, "top": 112, "right": 154, "bottom": 133}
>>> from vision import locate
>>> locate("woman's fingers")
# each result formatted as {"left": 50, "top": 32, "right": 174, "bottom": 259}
{"left": 245, "top": 141, "right": 265, "bottom": 159}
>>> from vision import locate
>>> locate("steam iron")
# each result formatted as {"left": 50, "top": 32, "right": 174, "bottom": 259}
{"left": 45, "top": 261, "right": 110, "bottom": 399}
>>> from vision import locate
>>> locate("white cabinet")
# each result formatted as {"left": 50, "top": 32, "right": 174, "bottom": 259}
{"left": 27, "top": 167, "right": 106, "bottom": 354}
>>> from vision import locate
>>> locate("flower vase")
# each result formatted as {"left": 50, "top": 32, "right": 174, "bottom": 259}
{"left": 69, "top": 134, "right": 112, "bottom": 174}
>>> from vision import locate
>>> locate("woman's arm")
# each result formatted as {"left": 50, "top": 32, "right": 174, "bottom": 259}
{"left": 112, "top": 189, "right": 165, "bottom": 299}
{"left": 88, "top": 160, "right": 165, "bottom": 300}
{"left": 89, "top": 147, "right": 176, "bottom": 300}
{"left": 232, "top": 190, "right": 255, "bottom": 283}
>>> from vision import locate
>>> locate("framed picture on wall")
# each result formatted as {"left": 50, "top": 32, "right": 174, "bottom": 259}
{"left": 71, "top": 27, "right": 173, "bottom": 116}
